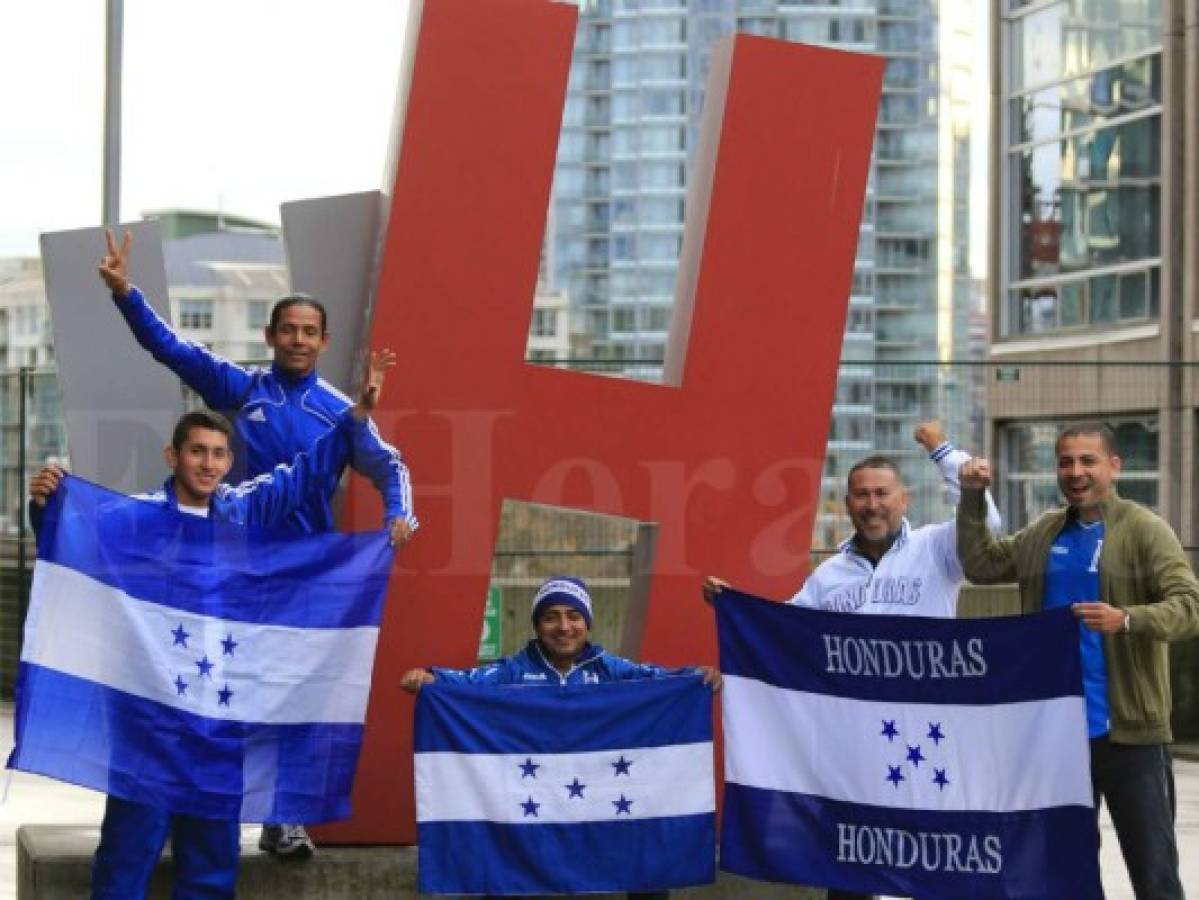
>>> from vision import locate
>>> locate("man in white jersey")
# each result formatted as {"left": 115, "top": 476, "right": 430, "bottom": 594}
{"left": 703, "top": 422, "right": 999, "bottom": 900}
{"left": 704, "top": 421, "right": 1000, "bottom": 617}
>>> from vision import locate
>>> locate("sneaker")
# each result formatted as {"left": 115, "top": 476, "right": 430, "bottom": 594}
{"left": 258, "top": 823, "right": 315, "bottom": 859}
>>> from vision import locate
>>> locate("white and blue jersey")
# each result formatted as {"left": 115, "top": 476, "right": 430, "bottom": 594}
{"left": 1044, "top": 518, "right": 1110, "bottom": 738}
{"left": 114, "top": 287, "right": 415, "bottom": 535}
{"left": 788, "top": 443, "right": 1002, "bottom": 618}
{"left": 431, "top": 640, "right": 696, "bottom": 687}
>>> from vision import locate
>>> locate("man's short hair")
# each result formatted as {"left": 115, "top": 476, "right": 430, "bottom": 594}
{"left": 1055, "top": 422, "right": 1118, "bottom": 457}
{"left": 846, "top": 455, "right": 903, "bottom": 493}
{"left": 171, "top": 410, "right": 233, "bottom": 452}
{"left": 268, "top": 293, "right": 328, "bottom": 334}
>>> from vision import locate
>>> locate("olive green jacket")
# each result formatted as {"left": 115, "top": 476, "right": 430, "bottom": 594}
{"left": 957, "top": 487, "right": 1199, "bottom": 743}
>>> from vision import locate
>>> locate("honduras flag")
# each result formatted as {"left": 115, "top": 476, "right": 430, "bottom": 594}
{"left": 415, "top": 676, "right": 716, "bottom": 894}
{"left": 8, "top": 476, "right": 393, "bottom": 824}
{"left": 716, "top": 590, "right": 1100, "bottom": 900}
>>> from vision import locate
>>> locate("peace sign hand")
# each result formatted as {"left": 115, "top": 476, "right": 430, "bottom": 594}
{"left": 98, "top": 228, "right": 132, "bottom": 298}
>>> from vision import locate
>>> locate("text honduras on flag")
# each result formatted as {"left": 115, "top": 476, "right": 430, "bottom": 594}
{"left": 415, "top": 676, "right": 716, "bottom": 895}
{"left": 8, "top": 475, "right": 393, "bottom": 823}
{"left": 716, "top": 590, "right": 1101, "bottom": 900}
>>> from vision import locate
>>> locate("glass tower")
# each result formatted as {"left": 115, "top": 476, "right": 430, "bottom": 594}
{"left": 548, "top": 0, "right": 973, "bottom": 545}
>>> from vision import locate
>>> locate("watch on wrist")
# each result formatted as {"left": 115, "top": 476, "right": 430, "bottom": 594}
{"left": 1122, "top": 612, "right": 1131, "bottom": 633}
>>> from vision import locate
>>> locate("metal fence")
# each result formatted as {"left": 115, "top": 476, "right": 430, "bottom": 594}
{"left": 3, "top": 359, "right": 1199, "bottom": 737}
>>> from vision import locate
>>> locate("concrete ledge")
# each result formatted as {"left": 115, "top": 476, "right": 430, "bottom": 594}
{"left": 17, "top": 825, "right": 820, "bottom": 899}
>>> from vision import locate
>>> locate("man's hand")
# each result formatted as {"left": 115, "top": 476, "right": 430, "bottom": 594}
{"left": 702, "top": 576, "right": 729, "bottom": 607}
{"left": 98, "top": 228, "right": 132, "bottom": 298}
{"left": 958, "top": 457, "right": 992, "bottom": 490}
{"left": 1073, "top": 602, "right": 1129, "bottom": 635}
{"left": 697, "top": 665, "right": 723, "bottom": 693}
{"left": 29, "top": 464, "right": 67, "bottom": 507}
{"left": 389, "top": 517, "right": 414, "bottom": 548}
{"left": 351, "top": 349, "right": 397, "bottom": 420}
{"left": 400, "top": 668, "right": 435, "bottom": 694}
{"left": 914, "top": 420, "right": 946, "bottom": 452}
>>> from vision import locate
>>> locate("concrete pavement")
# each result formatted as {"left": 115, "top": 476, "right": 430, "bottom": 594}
{"left": 3, "top": 706, "right": 1197, "bottom": 898}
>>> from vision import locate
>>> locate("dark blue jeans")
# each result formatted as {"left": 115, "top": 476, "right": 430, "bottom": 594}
{"left": 91, "top": 796, "right": 240, "bottom": 899}
{"left": 1091, "top": 737, "right": 1184, "bottom": 900}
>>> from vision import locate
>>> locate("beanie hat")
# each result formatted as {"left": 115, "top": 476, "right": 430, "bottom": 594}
{"left": 530, "top": 576, "right": 593, "bottom": 628}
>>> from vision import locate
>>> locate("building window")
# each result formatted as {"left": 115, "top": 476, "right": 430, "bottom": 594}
{"left": 179, "top": 300, "right": 214, "bottom": 330}
{"left": 247, "top": 301, "right": 269, "bottom": 330}
{"left": 531, "top": 309, "right": 558, "bottom": 338}
{"left": 998, "top": 416, "right": 1159, "bottom": 529}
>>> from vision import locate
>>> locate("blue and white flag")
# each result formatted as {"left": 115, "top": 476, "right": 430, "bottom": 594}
{"left": 415, "top": 676, "right": 716, "bottom": 895}
{"left": 8, "top": 475, "right": 393, "bottom": 824}
{"left": 717, "top": 590, "right": 1101, "bottom": 899}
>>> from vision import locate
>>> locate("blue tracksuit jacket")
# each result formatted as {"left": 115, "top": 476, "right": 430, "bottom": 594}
{"left": 114, "top": 286, "right": 415, "bottom": 535}
{"left": 432, "top": 639, "right": 697, "bottom": 686}
{"left": 30, "top": 411, "right": 371, "bottom": 534}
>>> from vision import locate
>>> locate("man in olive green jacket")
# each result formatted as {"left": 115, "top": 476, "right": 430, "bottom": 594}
{"left": 957, "top": 422, "right": 1199, "bottom": 900}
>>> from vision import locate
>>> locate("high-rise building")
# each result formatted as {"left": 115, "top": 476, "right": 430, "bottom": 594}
{"left": 549, "top": 0, "right": 976, "bottom": 546}
{"left": 987, "top": 0, "right": 1196, "bottom": 539}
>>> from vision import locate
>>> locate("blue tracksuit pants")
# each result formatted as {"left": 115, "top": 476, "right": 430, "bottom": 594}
{"left": 91, "top": 796, "right": 239, "bottom": 899}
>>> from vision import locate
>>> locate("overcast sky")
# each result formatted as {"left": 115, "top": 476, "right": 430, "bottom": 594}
{"left": 0, "top": 1, "right": 408, "bottom": 257}
{"left": 0, "top": 1, "right": 990, "bottom": 273}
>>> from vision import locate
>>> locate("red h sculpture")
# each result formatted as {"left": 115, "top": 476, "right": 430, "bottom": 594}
{"left": 321, "top": 0, "right": 882, "bottom": 842}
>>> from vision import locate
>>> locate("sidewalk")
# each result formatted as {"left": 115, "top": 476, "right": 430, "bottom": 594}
{"left": 2, "top": 705, "right": 1197, "bottom": 899}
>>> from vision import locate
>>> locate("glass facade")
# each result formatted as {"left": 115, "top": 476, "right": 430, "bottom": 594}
{"left": 1001, "top": 2, "right": 1162, "bottom": 338}
{"left": 550, "top": 0, "right": 972, "bottom": 544}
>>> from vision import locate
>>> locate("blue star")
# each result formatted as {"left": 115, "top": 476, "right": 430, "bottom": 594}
{"left": 173, "top": 675, "right": 188, "bottom": 696}
{"left": 611, "top": 755, "right": 632, "bottom": 776}
{"left": 195, "top": 655, "right": 214, "bottom": 679}
{"left": 906, "top": 744, "right": 926, "bottom": 768}
{"left": 933, "top": 768, "right": 950, "bottom": 791}
{"left": 927, "top": 722, "right": 945, "bottom": 745}
{"left": 217, "top": 684, "right": 233, "bottom": 706}
{"left": 171, "top": 624, "right": 190, "bottom": 648}
{"left": 612, "top": 794, "right": 633, "bottom": 815}
{"left": 220, "top": 634, "right": 238, "bottom": 657}
{"left": 886, "top": 765, "right": 905, "bottom": 788}
{"left": 521, "top": 797, "right": 540, "bottom": 817}
{"left": 519, "top": 758, "right": 540, "bottom": 778}
{"left": 880, "top": 720, "right": 899, "bottom": 742}
{"left": 565, "top": 778, "right": 586, "bottom": 799}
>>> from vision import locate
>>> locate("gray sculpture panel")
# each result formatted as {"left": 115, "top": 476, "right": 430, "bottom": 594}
{"left": 40, "top": 222, "right": 183, "bottom": 494}
{"left": 281, "top": 191, "right": 383, "bottom": 395}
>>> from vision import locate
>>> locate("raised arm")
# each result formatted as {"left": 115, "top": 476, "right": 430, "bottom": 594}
{"left": 955, "top": 458, "right": 1021, "bottom": 584}
{"left": 99, "top": 228, "right": 253, "bottom": 409}
{"left": 346, "top": 350, "right": 418, "bottom": 545}
{"left": 915, "top": 421, "right": 1001, "bottom": 532}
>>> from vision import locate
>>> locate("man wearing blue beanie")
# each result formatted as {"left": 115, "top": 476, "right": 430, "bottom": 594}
{"left": 402, "top": 576, "right": 720, "bottom": 688}
{"left": 402, "top": 576, "right": 718, "bottom": 899}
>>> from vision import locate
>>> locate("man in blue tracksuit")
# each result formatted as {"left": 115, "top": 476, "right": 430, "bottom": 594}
{"left": 401, "top": 577, "right": 720, "bottom": 900}
{"left": 99, "top": 228, "right": 414, "bottom": 854}
{"left": 28, "top": 353, "right": 394, "bottom": 899}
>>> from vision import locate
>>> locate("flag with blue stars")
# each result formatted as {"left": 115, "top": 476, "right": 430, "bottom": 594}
{"left": 414, "top": 676, "right": 715, "bottom": 894}
{"left": 8, "top": 475, "right": 393, "bottom": 824}
{"left": 715, "top": 589, "right": 1101, "bottom": 899}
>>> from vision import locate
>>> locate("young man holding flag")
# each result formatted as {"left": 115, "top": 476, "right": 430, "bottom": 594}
{"left": 24, "top": 352, "right": 395, "bottom": 900}
{"left": 97, "top": 227, "right": 415, "bottom": 857}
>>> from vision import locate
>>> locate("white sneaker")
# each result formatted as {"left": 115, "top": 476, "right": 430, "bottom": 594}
{"left": 258, "top": 823, "right": 315, "bottom": 859}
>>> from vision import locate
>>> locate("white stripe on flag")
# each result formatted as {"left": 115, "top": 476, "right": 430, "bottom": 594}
{"left": 23, "top": 560, "right": 378, "bottom": 724}
{"left": 723, "top": 674, "right": 1091, "bottom": 812}
{"left": 415, "top": 742, "right": 715, "bottom": 823}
